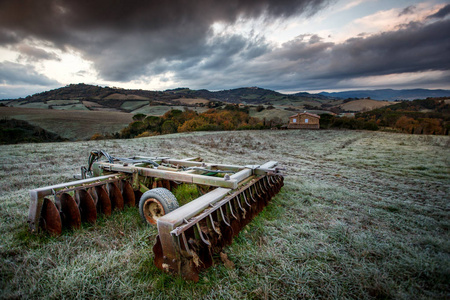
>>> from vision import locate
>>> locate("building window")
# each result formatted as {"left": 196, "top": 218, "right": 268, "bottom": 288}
{"left": 293, "top": 118, "right": 297, "bottom": 123}
{"left": 305, "top": 119, "right": 309, "bottom": 123}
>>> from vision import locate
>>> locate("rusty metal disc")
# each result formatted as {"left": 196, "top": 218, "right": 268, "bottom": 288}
{"left": 108, "top": 182, "right": 124, "bottom": 211}
{"left": 122, "top": 181, "right": 135, "bottom": 207}
{"left": 95, "top": 185, "right": 112, "bottom": 216}
{"left": 169, "top": 181, "right": 178, "bottom": 190}
{"left": 279, "top": 176, "right": 284, "bottom": 188}
{"left": 39, "top": 198, "right": 62, "bottom": 236}
{"left": 230, "top": 219, "right": 242, "bottom": 238}
{"left": 163, "top": 180, "right": 171, "bottom": 190}
{"left": 266, "top": 179, "right": 276, "bottom": 198}
{"left": 60, "top": 193, "right": 81, "bottom": 229}
{"left": 77, "top": 189, "right": 97, "bottom": 224}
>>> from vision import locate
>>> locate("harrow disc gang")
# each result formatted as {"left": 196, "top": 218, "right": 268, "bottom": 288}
{"left": 28, "top": 174, "right": 133, "bottom": 235}
{"left": 153, "top": 174, "right": 284, "bottom": 281}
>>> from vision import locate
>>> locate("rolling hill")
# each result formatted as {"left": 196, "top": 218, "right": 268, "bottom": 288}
{"left": 2, "top": 84, "right": 447, "bottom": 141}
{"left": 320, "top": 88, "right": 450, "bottom": 101}
{"left": 3, "top": 84, "right": 332, "bottom": 110}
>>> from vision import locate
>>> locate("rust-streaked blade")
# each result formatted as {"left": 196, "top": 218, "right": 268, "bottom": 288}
{"left": 77, "top": 189, "right": 97, "bottom": 224}
{"left": 122, "top": 181, "right": 135, "bottom": 207}
{"left": 88, "top": 187, "right": 98, "bottom": 206}
{"left": 108, "top": 182, "right": 124, "bottom": 211}
{"left": 39, "top": 198, "right": 62, "bottom": 236}
{"left": 95, "top": 185, "right": 112, "bottom": 216}
{"left": 60, "top": 193, "right": 81, "bottom": 229}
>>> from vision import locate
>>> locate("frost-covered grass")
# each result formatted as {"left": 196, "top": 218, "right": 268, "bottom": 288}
{"left": 120, "top": 100, "right": 149, "bottom": 111}
{"left": 0, "top": 130, "right": 449, "bottom": 299}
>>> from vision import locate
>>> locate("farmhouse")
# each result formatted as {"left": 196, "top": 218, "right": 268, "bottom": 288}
{"left": 288, "top": 112, "right": 320, "bottom": 129}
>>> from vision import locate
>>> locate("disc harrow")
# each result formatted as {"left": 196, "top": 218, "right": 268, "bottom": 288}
{"left": 29, "top": 174, "right": 135, "bottom": 235}
{"left": 28, "top": 150, "right": 284, "bottom": 280}
{"left": 153, "top": 174, "right": 284, "bottom": 281}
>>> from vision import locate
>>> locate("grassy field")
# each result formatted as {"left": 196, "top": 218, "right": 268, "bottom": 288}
{"left": 131, "top": 105, "right": 209, "bottom": 115}
{"left": 338, "top": 99, "right": 394, "bottom": 112}
{"left": 120, "top": 100, "right": 149, "bottom": 111}
{"left": 0, "top": 107, "right": 133, "bottom": 140}
{"left": 0, "top": 130, "right": 449, "bottom": 299}
{"left": 249, "top": 107, "right": 294, "bottom": 121}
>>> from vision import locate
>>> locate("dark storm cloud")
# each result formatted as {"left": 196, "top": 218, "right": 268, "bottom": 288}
{"left": 427, "top": 4, "right": 450, "bottom": 19}
{"left": 0, "top": 61, "right": 60, "bottom": 86}
{"left": 317, "top": 19, "right": 450, "bottom": 80}
{"left": 16, "top": 44, "right": 61, "bottom": 62}
{"left": 0, "top": 0, "right": 329, "bottom": 81}
{"left": 0, "top": 29, "right": 19, "bottom": 44}
{"left": 0, "top": 0, "right": 448, "bottom": 92}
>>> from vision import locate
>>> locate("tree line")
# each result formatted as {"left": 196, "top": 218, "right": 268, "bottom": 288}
{"left": 93, "top": 105, "right": 272, "bottom": 140}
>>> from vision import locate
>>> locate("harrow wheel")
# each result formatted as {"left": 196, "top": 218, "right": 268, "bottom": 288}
{"left": 139, "top": 188, "right": 179, "bottom": 225}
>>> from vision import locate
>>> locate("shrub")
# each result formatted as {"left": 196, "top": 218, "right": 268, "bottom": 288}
{"left": 161, "top": 120, "right": 178, "bottom": 134}
{"left": 90, "top": 133, "right": 105, "bottom": 140}
{"left": 132, "top": 113, "right": 146, "bottom": 121}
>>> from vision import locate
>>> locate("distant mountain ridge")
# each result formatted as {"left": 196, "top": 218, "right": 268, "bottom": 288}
{"left": 319, "top": 89, "right": 450, "bottom": 101}
{"left": 5, "top": 83, "right": 330, "bottom": 104}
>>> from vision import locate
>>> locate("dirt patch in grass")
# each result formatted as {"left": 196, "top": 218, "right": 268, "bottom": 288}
{"left": 175, "top": 97, "right": 210, "bottom": 105}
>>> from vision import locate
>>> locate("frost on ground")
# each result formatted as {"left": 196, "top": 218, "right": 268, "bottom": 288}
{"left": 0, "top": 130, "right": 449, "bottom": 299}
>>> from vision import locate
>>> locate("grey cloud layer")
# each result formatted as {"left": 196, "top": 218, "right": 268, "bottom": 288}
{"left": 427, "top": 3, "right": 450, "bottom": 19}
{"left": 0, "top": 61, "right": 59, "bottom": 86}
{"left": 0, "top": 0, "right": 327, "bottom": 75}
{"left": 168, "top": 17, "right": 450, "bottom": 90}
{"left": 0, "top": 0, "right": 449, "bottom": 91}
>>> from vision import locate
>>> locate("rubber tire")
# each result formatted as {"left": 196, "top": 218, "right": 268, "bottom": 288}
{"left": 139, "top": 188, "right": 179, "bottom": 225}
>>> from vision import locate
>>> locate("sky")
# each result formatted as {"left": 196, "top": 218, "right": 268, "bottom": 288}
{"left": 0, "top": 0, "right": 449, "bottom": 99}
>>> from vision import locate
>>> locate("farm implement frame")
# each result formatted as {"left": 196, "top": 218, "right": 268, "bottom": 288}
{"left": 28, "top": 150, "right": 284, "bottom": 281}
